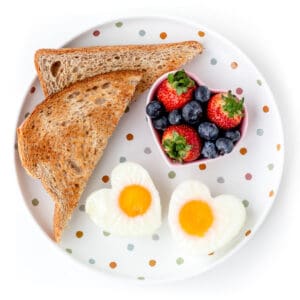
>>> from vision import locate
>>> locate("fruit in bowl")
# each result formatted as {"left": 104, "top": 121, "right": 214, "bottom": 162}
{"left": 146, "top": 69, "right": 248, "bottom": 166}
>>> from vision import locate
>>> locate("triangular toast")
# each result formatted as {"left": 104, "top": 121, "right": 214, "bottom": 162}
{"left": 17, "top": 70, "right": 142, "bottom": 242}
{"left": 35, "top": 41, "right": 202, "bottom": 96}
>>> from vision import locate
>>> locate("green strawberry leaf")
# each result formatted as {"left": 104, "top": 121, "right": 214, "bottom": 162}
{"left": 162, "top": 131, "right": 191, "bottom": 162}
{"left": 222, "top": 91, "right": 244, "bottom": 118}
{"left": 167, "top": 70, "right": 195, "bottom": 95}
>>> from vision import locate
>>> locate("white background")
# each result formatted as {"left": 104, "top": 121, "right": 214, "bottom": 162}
{"left": 2, "top": 0, "right": 300, "bottom": 298}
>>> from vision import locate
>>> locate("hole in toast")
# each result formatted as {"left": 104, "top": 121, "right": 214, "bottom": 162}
{"left": 50, "top": 61, "right": 61, "bottom": 77}
{"left": 67, "top": 91, "right": 80, "bottom": 99}
{"left": 95, "top": 98, "right": 107, "bottom": 106}
{"left": 77, "top": 74, "right": 82, "bottom": 80}
{"left": 114, "top": 56, "right": 120, "bottom": 60}
{"left": 92, "top": 86, "right": 98, "bottom": 90}
{"left": 101, "top": 82, "right": 110, "bottom": 89}
{"left": 68, "top": 160, "right": 81, "bottom": 173}
{"left": 72, "top": 67, "right": 78, "bottom": 73}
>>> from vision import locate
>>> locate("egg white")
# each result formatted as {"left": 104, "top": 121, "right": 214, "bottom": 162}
{"left": 168, "top": 180, "right": 246, "bottom": 255}
{"left": 86, "top": 162, "right": 161, "bottom": 236}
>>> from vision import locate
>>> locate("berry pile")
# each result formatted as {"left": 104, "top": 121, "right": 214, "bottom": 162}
{"left": 146, "top": 70, "right": 245, "bottom": 163}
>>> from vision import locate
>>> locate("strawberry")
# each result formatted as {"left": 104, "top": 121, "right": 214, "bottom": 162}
{"left": 157, "top": 70, "right": 195, "bottom": 112}
{"left": 207, "top": 91, "right": 244, "bottom": 129}
{"left": 162, "top": 125, "right": 201, "bottom": 162}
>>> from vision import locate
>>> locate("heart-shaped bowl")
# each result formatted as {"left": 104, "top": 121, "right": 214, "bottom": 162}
{"left": 146, "top": 70, "right": 248, "bottom": 167}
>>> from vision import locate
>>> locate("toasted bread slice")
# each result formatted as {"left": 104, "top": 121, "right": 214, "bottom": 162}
{"left": 35, "top": 41, "right": 203, "bottom": 96}
{"left": 17, "top": 70, "right": 142, "bottom": 242}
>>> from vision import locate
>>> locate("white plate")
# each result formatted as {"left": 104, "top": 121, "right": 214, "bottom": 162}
{"left": 15, "top": 16, "right": 284, "bottom": 282}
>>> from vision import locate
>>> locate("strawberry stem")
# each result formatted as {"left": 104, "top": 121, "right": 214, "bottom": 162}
{"left": 167, "top": 70, "right": 195, "bottom": 95}
{"left": 222, "top": 91, "right": 244, "bottom": 118}
{"left": 162, "top": 132, "right": 191, "bottom": 162}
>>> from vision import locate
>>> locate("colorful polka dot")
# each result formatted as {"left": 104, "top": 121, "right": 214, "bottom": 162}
{"left": 137, "top": 276, "right": 145, "bottom": 280}
{"left": 217, "top": 177, "right": 225, "bottom": 183}
{"left": 65, "top": 248, "right": 72, "bottom": 254}
{"left": 176, "top": 257, "right": 184, "bottom": 265}
{"left": 109, "top": 261, "right": 117, "bottom": 269}
{"left": 24, "top": 112, "right": 30, "bottom": 119}
{"left": 208, "top": 252, "right": 214, "bottom": 256}
{"left": 139, "top": 29, "right": 146, "bottom": 36}
{"left": 263, "top": 105, "right": 270, "bottom": 113}
{"left": 198, "top": 31, "right": 205, "bottom": 37}
{"left": 144, "top": 147, "right": 152, "bottom": 154}
{"left": 267, "top": 163, "right": 274, "bottom": 170}
{"left": 127, "top": 244, "right": 134, "bottom": 251}
{"left": 152, "top": 233, "right": 159, "bottom": 241}
{"left": 242, "top": 200, "right": 249, "bottom": 207}
{"left": 269, "top": 190, "right": 275, "bottom": 197}
{"left": 231, "top": 62, "right": 238, "bottom": 69}
{"left": 198, "top": 163, "right": 206, "bottom": 170}
{"left": 256, "top": 128, "right": 264, "bottom": 136}
{"left": 93, "top": 30, "right": 100, "bottom": 37}
{"left": 240, "top": 147, "right": 247, "bottom": 155}
{"left": 126, "top": 133, "right": 134, "bottom": 141}
{"left": 102, "top": 175, "right": 109, "bottom": 183}
{"left": 31, "top": 198, "right": 39, "bottom": 206}
{"left": 160, "top": 32, "right": 167, "bottom": 39}
{"left": 125, "top": 106, "right": 130, "bottom": 113}
{"left": 115, "top": 22, "right": 123, "bottom": 28}
{"left": 245, "top": 229, "right": 251, "bottom": 236}
{"left": 257, "top": 79, "right": 262, "bottom": 86}
{"left": 210, "top": 58, "right": 217, "bottom": 65}
{"left": 149, "top": 259, "right": 156, "bottom": 267}
{"left": 245, "top": 173, "right": 252, "bottom": 180}
{"left": 30, "top": 86, "right": 36, "bottom": 93}
{"left": 79, "top": 204, "right": 85, "bottom": 212}
{"left": 119, "top": 156, "right": 126, "bottom": 163}
{"left": 89, "top": 258, "right": 96, "bottom": 264}
{"left": 236, "top": 87, "right": 243, "bottom": 95}
{"left": 168, "top": 171, "right": 176, "bottom": 179}
{"left": 103, "top": 231, "right": 111, "bottom": 237}
{"left": 76, "top": 231, "right": 83, "bottom": 238}
{"left": 277, "top": 144, "right": 281, "bottom": 151}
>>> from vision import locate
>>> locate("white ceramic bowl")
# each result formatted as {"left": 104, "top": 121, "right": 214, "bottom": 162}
{"left": 146, "top": 70, "right": 248, "bottom": 167}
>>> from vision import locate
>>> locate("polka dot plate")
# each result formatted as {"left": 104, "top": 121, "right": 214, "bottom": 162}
{"left": 15, "top": 16, "right": 284, "bottom": 282}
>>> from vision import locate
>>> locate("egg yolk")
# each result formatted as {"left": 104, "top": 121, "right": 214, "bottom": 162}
{"left": 179, "top": 200, "right": 213, "bottom": 237}
{"left": 119, "top": 185, "right": 152, "bottom": 217}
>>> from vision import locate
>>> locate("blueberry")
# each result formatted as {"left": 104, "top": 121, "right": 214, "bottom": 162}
{"left": 198, "top": 122, "right": 219, "bottom": 140}
{"left": 216, "top": 138, "right": 234, "bottom": 155}
{"left": 201, "top": 141, "right": 218, "bottom": 158}
{"left": 146, "top": 100, "right": 165, "bottom": 119}
{"left": 152, "top": 116, "right": 169, "bottom": 130}
{"left": 182, "top": 101, "right": 203, "bottom": 125}
{"left": 168, "top": 109, "right": 183, "bottom": 125}
{"left": 194, "top": 86, "right": 211, "bottom": 103}
{"left": 224, "top": 130, "right": 241, "bottom": 143}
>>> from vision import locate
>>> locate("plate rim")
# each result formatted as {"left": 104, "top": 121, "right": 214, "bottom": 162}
{"left": 14, "top": 14, "right": 285, "bottom": 283}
